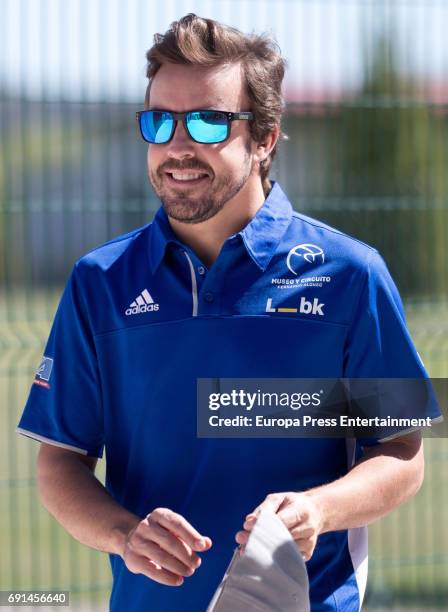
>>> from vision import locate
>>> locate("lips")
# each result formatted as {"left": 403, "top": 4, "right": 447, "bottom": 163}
{"left": 164, "top": 170, "right": 210, "bottom": 187}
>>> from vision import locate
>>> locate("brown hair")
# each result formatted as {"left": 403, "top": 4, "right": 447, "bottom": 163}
{"left": 144, "top": 13, "right": 287, "bottom": 192}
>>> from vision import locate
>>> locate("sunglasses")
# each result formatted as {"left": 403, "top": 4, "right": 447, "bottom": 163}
{"left": 136, "top": 109, "right": 254, "bottom": 144}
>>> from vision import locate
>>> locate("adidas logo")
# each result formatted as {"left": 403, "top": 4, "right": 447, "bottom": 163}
{"left": 125, "top": 289, "right": 160, "bottom": 316}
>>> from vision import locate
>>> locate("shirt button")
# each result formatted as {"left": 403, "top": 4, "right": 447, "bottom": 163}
{"left": 198, "top": 266, "right": 205, "bottom": 275}
{"left": 204, "top": 292, "right": 214, "bottom": 303}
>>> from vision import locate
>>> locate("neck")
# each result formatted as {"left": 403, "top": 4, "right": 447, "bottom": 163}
{"left": 168, "top": 178, "right": 269, "bottom": 268}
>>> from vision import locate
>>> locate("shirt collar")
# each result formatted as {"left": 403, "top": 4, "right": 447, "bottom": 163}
{"left": 148, "top": 206, "right": 183, "bottom": 273}
{"left": 238, "top": 181, "right": 293, "bottom": 271}
{"left": 149, "top": 180, "right": 293, "bottom": 273}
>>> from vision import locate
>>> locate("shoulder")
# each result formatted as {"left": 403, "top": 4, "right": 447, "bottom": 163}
{"left": 62, "top": 222, "right": 157, "bottom": 329}
{"left": 72, "top": 222, "right": 152, "bottom": 278}
{"left": 280, "top": 211, "right": 394, "bottom": 319}
{"left": 288, "top": 211, "right": 379, "bottom": 270}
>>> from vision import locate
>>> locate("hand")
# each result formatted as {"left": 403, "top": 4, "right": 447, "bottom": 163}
{"left": 122, "top": 507, "right": 212, "bottom": 586}
{"left": 235, "top": 492, "right": 323, "bottom": 562}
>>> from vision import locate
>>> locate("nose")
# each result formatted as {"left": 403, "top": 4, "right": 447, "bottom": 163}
{"left": 166, "top": 118, "right": 195, "bottom": 160}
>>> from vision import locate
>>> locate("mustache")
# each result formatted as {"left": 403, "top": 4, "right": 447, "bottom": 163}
{"left": 158, "top": 160, "right": 213, "bottom": 176}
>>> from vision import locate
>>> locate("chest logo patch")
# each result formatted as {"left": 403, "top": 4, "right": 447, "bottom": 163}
{"left": 125, "top": 289, "right": 160, "bottom": 316}
{"left": 34, "top": 356, "right": 53, "bottom": 389}
{"left": 266, "top": 297, "right": 325, "bottom": 316}
{"left": 287, "top": 244, "right": 325, "bottom": 274}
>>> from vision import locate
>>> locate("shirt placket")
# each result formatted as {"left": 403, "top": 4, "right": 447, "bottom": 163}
{"left": 182, "top": 237, "right": 241, "bottom": 316}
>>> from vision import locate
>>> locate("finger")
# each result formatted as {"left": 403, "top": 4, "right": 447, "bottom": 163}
{"left": 277, "top": 502, "right": 309, "bottom": 530}
{"left": 138, "top": 540, "right": 197, "bottom": 577}
{"left": 294, "top": 538, "right": 315, "bottom": 562}
{"left": 149, "top": 508, "right": 212, "bottom": 551}
{"left": 125, "top": 550, "right": 185, "bottom": 586}
{"left": 235, "top": 530, "right": 249, "bottom": 546}
{"left": 142, "top": 520, "right": 202, "bottom": 570}
{"left": 244, "top": 494, "right": 285, "bottom": 527}
{"left": 242, "top": 518, "right": 256, "bottom": 532}
{"left": 290, "top": 525, "right": 315, "bottom": 540}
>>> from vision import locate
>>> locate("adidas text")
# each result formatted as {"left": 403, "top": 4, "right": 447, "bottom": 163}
{"left": 125, "top": 289, "right": 159, "bottom": 316}
{"left": 126, "top": 303, "right": 159, "bottom": 316}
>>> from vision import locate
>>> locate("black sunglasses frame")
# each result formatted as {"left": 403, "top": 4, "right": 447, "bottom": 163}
{"left": 135, "top": 109, "right": 254, "bottom": 144}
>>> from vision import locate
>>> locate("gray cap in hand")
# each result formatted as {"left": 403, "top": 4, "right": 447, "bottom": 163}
{"left": 207, "top": 507, "right": 310, "bottom": 612}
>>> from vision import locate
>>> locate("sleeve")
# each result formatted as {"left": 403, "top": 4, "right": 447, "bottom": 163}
{"left": 343, "top": 250, "right": 442, "bottom": 445}
{"left": 16, "top": 264, "right": 105, "bottom": 457}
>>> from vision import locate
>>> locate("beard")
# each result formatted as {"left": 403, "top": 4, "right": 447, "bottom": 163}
{"left": 149, "top": 150, "right": 253, "bottom": 225}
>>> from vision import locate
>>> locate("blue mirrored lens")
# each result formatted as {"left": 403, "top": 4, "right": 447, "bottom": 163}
{"left": 187, "top": 111, "right": 228, "bottom": 143}
{"left": 141, "top": 111, "right": 173, "bottom": 143}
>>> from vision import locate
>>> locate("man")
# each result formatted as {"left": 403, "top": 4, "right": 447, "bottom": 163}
{"left": 16, "top": 14, "right": 440, "bottom": 612}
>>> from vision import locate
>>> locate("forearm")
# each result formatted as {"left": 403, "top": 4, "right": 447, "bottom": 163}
{"left": 306, "top": 434, "right": 424, "bottom": 533}
{"left": 37, "top": 448, "right": 140, "bottom": 556}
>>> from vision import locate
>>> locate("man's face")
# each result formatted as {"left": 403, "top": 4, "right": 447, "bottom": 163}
{"left": 147, "top": 62, "right": 259, "bottom": 224}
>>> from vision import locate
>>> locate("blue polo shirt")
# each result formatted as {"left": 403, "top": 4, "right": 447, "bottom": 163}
{"left": 17, "top": 182, "right": 440, "bottom": 611}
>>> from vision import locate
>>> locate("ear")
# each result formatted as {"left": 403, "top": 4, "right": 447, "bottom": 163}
{"left": 253, "top": 124, "right": 280, "bottom": 165}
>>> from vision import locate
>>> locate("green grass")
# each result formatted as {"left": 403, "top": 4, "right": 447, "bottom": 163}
{"left": 1, "top": 290, "right": 447, "bottom": 607}
{"left": 0, "top": 288, "right": 111, "bottom": 605}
